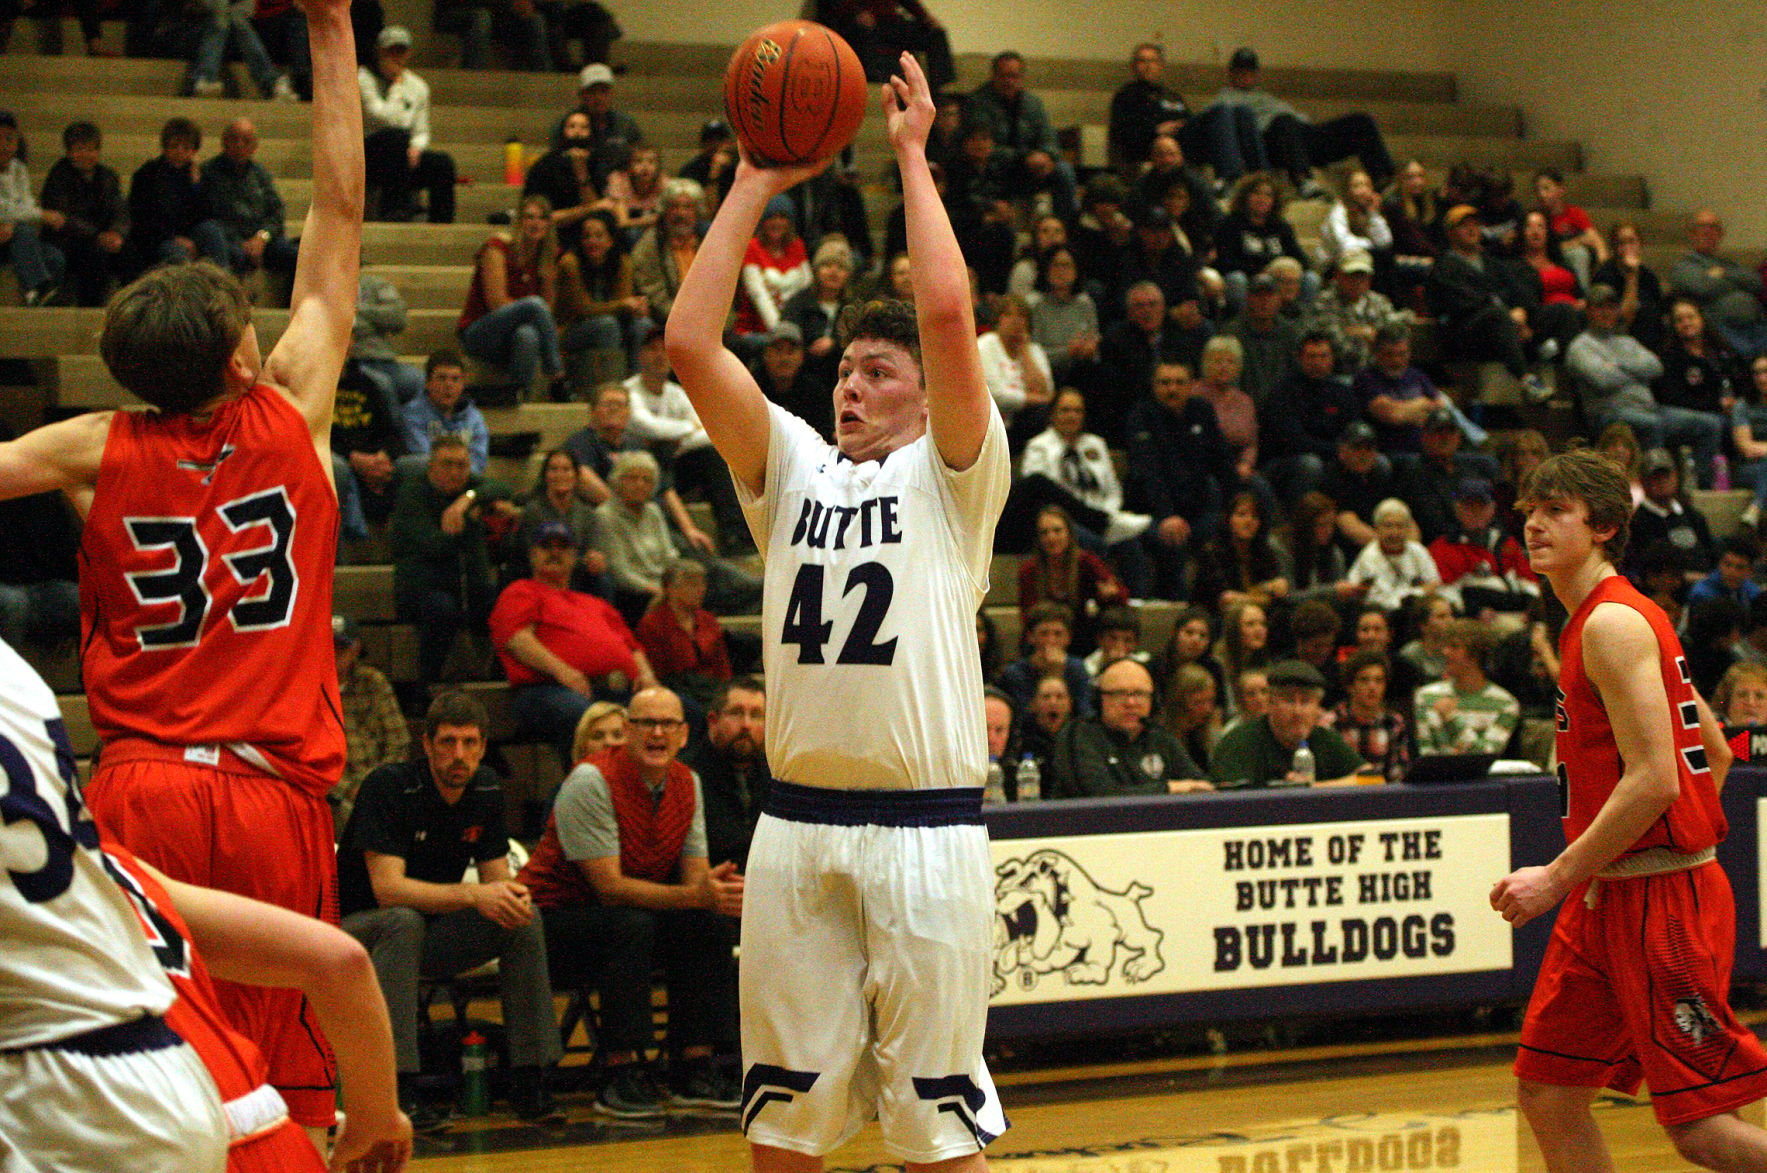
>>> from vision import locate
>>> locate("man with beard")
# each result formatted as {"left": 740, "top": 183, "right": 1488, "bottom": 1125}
{"left": 684, "top": 676, "right": 771, "bottom": 871}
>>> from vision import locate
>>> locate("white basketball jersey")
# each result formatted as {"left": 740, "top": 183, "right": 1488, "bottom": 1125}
{"left": 738, "top": 402, "right": 1010, "bottom": 790}
{"left": 0, "top": 639, "right": 173, "bottom": 1049}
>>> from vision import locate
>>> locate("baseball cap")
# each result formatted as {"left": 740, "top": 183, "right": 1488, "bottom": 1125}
{"left": 1229, "top": 47, "right": 1260, "bottom": 71}
{"left": 1267, "top": 659, "right": 1327, "bottom": 691}
{"left": 1586, "top": 282, "right": 1620, "bottom": 307}
{"left": 1340, "top": 420, "right": 1378, "bottom": 448}
{"left": 532, "top": 520, "right": 578, "bottom": 548}
{"left": 1453, "top": 476, "right": 1495, "bottom": 504}
{"left": 331, "top": 614, "right": 359, "bottom": 648}
{"left": 376, "top": 24, "right": 412, "bottom": 50}
{"left": 1443, "top": 204, "right": 1481, "bottom": 230}
{"left": 766, "top": 321, "right": 804, "bottom": 347}
{"left": 1641, "top": 448, "right": 1677, "bottom": 476}
{"left": 578, "top": 62, "right": 615, "bottom": 89}
{"left": 1337, "top": 249, "right": 1375, "bottom": 275}
{"left": 1422, "top": 406, "right": 1458, "bottom": 432}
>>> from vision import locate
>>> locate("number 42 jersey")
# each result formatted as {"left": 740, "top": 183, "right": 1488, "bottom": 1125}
{"left": 80, "top": 386, "right": 344, "bottom": 796}
{"left": 737, "top": 402, "right": 1010, "bottom": 791}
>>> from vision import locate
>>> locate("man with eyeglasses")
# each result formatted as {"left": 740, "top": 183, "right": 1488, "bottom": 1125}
{"left": 517, "top": 685, "right": 743, "bottom": 1119}
{"left": 1045, "top": 657, "right": 1212, "bottom": 798}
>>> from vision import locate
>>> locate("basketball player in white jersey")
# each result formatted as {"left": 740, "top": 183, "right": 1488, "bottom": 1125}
{"left": 0, "top": 636, "right": 228, "bottom": 1173}
{"left": 666, "top": 51, "right": 1010, "bottom": 1173}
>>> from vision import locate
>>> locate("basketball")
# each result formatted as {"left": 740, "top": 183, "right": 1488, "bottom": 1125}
{"left": 722, "top": 20, "right": 868, "bottom": 168}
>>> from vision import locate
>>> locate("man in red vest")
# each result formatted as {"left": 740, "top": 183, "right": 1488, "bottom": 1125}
{"left": 519, "top": 686, "right": 744, "bottom": 1119}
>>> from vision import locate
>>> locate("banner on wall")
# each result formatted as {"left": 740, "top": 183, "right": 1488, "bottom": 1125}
{"left": 988, "top": 813, "right": 1513, "bottom": 1005}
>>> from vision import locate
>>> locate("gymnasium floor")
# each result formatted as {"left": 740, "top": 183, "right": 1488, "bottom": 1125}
{"left": 406, "top": 1019, "right": 1742, "bottom": 1172}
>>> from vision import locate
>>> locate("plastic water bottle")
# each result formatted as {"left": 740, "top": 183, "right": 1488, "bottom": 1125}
{"left": 503, "top": 137, "right": 525, "bottom": 186}
{"left": 1016, "top": 754, "right": 1041, "bottom": 802}
{"left": 1290, "top": 740, "right": 1316, "bottom": 787}
{"left": 1715, "top": 454, "right": 1732, "bottom": 491}
{"left": 460, "top": 1031, "right": 489, "bottom": 1116}
{"left": 984, "top": 760, "right": 1007, "bottom": 805}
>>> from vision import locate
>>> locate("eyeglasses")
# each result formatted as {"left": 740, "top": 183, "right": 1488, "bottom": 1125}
{"left": 628, "top": 717, "right": 684, "bottom": 732}
{"left": 1097, "top": 689, "right": 1154, "bottom": 701}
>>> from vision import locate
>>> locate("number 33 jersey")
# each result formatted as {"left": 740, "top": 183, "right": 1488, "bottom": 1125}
{"left": 737, "top": 402, "right": 1010, "bottom": 791}
{"left": 80, "top": 386, "right": 344, "bottom": 796}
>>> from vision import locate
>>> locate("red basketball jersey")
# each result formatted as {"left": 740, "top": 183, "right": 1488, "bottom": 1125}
{"left": 1554, "top": 574, "right": 1726, "bottom": 854}
{"left": 80, "top": 387, "right": 344, "bottom": 797}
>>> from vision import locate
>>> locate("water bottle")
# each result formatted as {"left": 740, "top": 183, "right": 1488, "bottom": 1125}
{"left": 984, "top": 760, "right": 1007, "bottom": 805}
{"left": 460, "top": 1030, "right": 489, "bottom": 1116}
{"left": 503, "top": 137, "right": 525, "bottom": 186}
{"left": 1715, "top": 454, "right": 1732, "bottom": 492}
{"left": 1016, "top": 754, "right": 1041, "bottom": 802}
{"left": 1290, "top": 740, "right": 1316, "bottom": 787}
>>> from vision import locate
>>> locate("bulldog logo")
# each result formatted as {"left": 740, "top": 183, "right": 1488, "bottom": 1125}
{"left": 992, "top": 848, "right": 1164, "bottom": 995}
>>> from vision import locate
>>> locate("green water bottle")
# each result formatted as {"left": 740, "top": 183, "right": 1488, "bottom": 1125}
{"left": 460, "top": 1031, "right": 489, "bottom": 1116}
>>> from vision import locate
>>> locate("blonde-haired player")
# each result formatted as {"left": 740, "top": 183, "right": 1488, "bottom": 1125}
{"left": 667, "top": 50, "right": 1008, "bottom": 1173}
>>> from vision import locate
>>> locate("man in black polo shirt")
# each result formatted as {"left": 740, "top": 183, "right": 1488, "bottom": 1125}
{"left": 1209, "top": 660, "right": 1367, "bottom": 789}
{"left": 338, "top": 690, "right": 561, "bottom": 1125}
{"left": 683, "top": 675, "right": 771, "bottom": 871}
{"left": 1046, "top": 658, "right": 1212, "bottom": 798}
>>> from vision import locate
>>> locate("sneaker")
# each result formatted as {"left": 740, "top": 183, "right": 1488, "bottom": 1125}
{"left": 400, "top": 1096, "right": 452, "bottom": 1134}
{"left": 192, "top": 78, "right": 225, "bottom": 97}
{"left": 595, "top": 1065, "right": 666, "bottom": 1119}
{"left": 668, "top": 1060, "right": 740, "bottom": 1110}
{"left": 271, "top": 74, "right": 300, "bottom": 102}
{"left": 1521, "top": 373, "right": 1554, "bottom": 403}
{"left": 508, "top": 1068, "right": 560, "bottom": 1123}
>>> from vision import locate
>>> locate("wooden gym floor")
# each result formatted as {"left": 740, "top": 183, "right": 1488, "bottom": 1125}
{"left": 407, "top": 1018, "right": 1759, "bottom": 1172}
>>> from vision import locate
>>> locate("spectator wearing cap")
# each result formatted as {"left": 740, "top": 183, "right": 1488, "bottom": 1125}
{"left": 963, "top": 51, "right": 1078, "bottom": 220}
{"left": 1109, "top": 42, "right": 1263, "bottom": 182}
{"left": 1304, "top": 250, "right": 1403, "bottom": 372}
{"left": 1412, "top": 620, "right": 1519, "bottom": 757}
{"left": 1259, "top": 330, "right": 1362, "bottom": 500}
{"left": 490, "top": 518, "right": 658, "bottom": 767}
{"left": 1567, "top": 284, "right": 1723, "bottom": 485}
{"left": 1393, "top": 406, "right": 1499, "bottom": 543}
{"left": 752, "top": 321, "right": 832, "bottom": 439}
{"left": 433, "top": 0, "right": 548, "bottom": 70}
{"left": 1320, "top": 420, "right": 1397, "bottom": 551}
{"left": 1424, "top": 204, "right": 1548, "bottom": 392}
{"left": 1121, "top": 203, "right": 1207, "bottom": 335}
{"left": 523, "top": 109, "right": 605, "bottom": 252}
{"left": 1207, "top": 48, "right": 1394, "bottom": 199}
{"left": 359, "top": 26, "right": 457, "bottom": 223}
{"left": 1045, "top": 657, "right": 1210, "bottom": 799}
{"left": 735, "top": 195, "right": 811, "bottom": 343}
{"left": 1426, "top": 478, "right": 1538, "bottom": 616}
{"left": 1222, "top": 269, "right": 1301, "bottom": 410}
{"left": 679, "top": 119, "right": 734, "bottom": 194}
{"left": 1626, "top": 448, "right": 1715, "bottom": 583}
{"left": 1688, "top": 536, "right": 1764, "bottom": 613}
{"left": 552, "top": 62, "right": 643, "bottom": 185}
{"left": 332, "top": 614, "right": 409, "bottom": 834}
{"left": 1216, "top": 173, "right": 1313, "bottom": 311}
{"left": 1346, "top": 497, "right": 1441, "bottom": 612}
{"left": 1354, "top": 323, "right": 1459, "bottom": 454}
{"left": 780, "top": 236, "right": 856, "bottom": 396}
{"left": 1209, "top": 660, "right": 1367, "bottom": 788}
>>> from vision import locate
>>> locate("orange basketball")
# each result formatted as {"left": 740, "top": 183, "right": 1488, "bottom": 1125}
{"left": 723, "top": 20, "right": 868, "bottom": 168}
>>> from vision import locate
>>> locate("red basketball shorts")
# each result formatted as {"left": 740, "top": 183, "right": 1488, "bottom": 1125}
{"left": 1515, "top": 861, "right": 1767, "bottom": 1125}
{"left": 86, "top": 748, "right": 340, "bottom": 1128}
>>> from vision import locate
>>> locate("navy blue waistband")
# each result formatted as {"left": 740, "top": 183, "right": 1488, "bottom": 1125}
{"left": 766, "top": 780, "right": 984, "bottom": 827}
{"left": 5, "top": 1015, "right": 182, "bottom": 1058}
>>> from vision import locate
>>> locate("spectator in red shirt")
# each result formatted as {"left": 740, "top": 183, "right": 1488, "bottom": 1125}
{"left": 635, "top": 558, "right": 732, "bottom": 713}
{"left": 491, "top": 520, "right": 659, "bottom": 767}
{"left": 1534, "top": 168, "right": 1606, "bottom": 291}
{"left": 1017, "top": 505, "right": 1127, "bottom": 652}
{"left": 1426, "top": 477, "right": 1539, "bottom": 618}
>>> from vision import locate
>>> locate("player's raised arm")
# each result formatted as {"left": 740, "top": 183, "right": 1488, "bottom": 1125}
{"left": 262, "top": 0, "right": 364, "bottom": 442}
{"left": 886, "top": 51, "right": 991, "bottom": 472}
{"left": 0, "top": 411, "right": 112, "bottom": 503}
{"left": 664, "top": 154, "right": 830, "bottom": 497}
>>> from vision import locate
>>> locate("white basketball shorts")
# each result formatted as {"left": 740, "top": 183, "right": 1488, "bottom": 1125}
{"left": 739, "top": 781, "right": 1008, "bottom": 1164}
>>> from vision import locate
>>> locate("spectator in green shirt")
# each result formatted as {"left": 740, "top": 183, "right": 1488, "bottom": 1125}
{"left": 1412, "top": 619, "right": 1520, "bottom": 757}
{"left": 1210, "top": 660, "right": 1366, "bottom": 788}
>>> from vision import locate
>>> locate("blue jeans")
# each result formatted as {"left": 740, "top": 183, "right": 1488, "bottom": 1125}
{"left": 1223, "top": 268, "right": 1320, "bottom": 315}
{"left": 434, "top": 3, "right": 549, "bottom": 70}
{"left": 330, "top": 452, "right": 369, "bottom": 542}
{"left": 460, "top": 296, "right": 563, "bottom": 394}
{"left": 1596, "top": 404, "right": 1724, "bottom": 488}
{"left": 190, "top": 0, "right": 281, "bottom": 93}
{"left": 1, "top": 221, "right": 64, "bottom": 293}
{"left": 1181, "top": 104, "right": 1265, "bottom": 180}
{"left": 1735, "top": 457, "right": 1767, "bottom": 507}
{"left": 356, "top": 356, "right": 426, "bottom": 404}
{"left": 157, "top": 219, "right": 231, "bottom": 267}
{"left": 512, "top": 682, "right": 593, "bottom": 770}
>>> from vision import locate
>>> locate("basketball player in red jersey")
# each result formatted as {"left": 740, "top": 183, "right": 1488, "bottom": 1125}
{"left": 1493, "top": 448, "right": 1767, "bottom": 1171}
{"left": 102, "top": 844, "right": 412, "bottom": 1173}
{"left": 0, "top": 0, "right": 363, "bottom": 1135}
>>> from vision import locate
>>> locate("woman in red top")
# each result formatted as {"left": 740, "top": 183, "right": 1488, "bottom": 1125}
{"left": 734, "top": 195, "right": 811, "bottom": 341}
{"left": 1016, "top": 505, "right": 1125, "bottom": 651}
{"left": 635, "top": 558, "right": 732, "bottom": 708}
{"left": 459, "top": 193, "right": 567, "bottom": 399}
{"left": 1518, "top": 209, "right": 1582, "bottom": 307}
